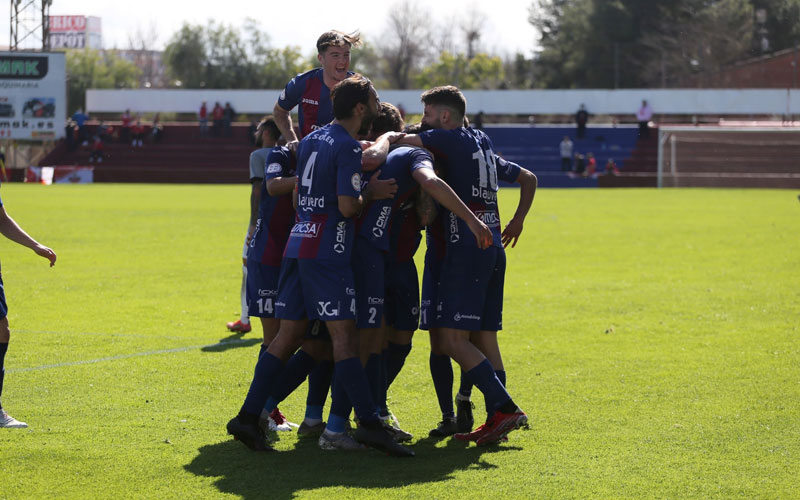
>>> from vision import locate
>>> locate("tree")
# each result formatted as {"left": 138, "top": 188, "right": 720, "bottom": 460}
{"left": 378, "top": 0, "right": 433, "bottom": 89}
{"left": 416, "top": 52, "right": 505, "bottom": 89}
{"left": 65, "top": 49, "right": 140, "bottom": 114}
{"left": 163, "top": 23, "right": 207, "bottom": 87}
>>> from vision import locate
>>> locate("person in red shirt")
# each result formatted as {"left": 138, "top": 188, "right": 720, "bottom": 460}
{"left": 131, "top": 119, "right": 145, "bottom": 147}
{"left": 199, "top": 102, "right": 208, "bottom": 137}
{"left": 212, "top": 102, "right": 224, "bottom": 136}
{"left": 120, "top": 109, "right": 133, "bottom": 144}
{"left": 89, "top": 135, "right": 104, "bottom": 163}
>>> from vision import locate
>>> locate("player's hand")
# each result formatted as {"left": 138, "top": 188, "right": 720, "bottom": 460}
{"left": 34, "top": 245, "right": 56, "bottom": 267}
{"left": 467, "top": 218, "right": 492, "bottom": 250}
{"left": 359, "top": 140, "right": 374, "bottom": 150}
{"left": 286, "top": 140, "right": 300, "bottom": 154}
{"left": 246, "top": 224, "right": 256, "bottom": 246}
{"left": 501, "top": 216, "right": 524, "bottom": 248}
{"left": 366, "top": 170, "right": 398, "bottom": 200}
{"left": 380, "top": 131, "right": 406, "bottom": 144}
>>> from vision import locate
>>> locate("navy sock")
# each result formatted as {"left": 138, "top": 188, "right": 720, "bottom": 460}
{"left": 485, "top": 370, "right": 508, "bottom": 418}
{"left": 0, "top": 342, "right": 7, "bottom": 407}
{"left": 240, "top": 352, "right": 284, "bottom": 418}
{"left": 385, "top": 342, "right": 412, "bottom": 388}
{"left": 429, "top": 352, "right": 454, "bottom": 419}
{"left": 306, "top": 360, "right": 333, "bottom": 408}
{"left": 379, "top": 350, "right": 389, "bottom": 415}
{"left": 265, "top": 350, "right": 317, "bottom": 410}
{"left": 458, "top": 369, "right": 473, "bottom": 398}
{"left": 364, "top": 353, "right": 383, "bottom": 411}
{"left": 466, "top": 359, "right": 511, "bottom": 414}
{"left": 328, "top": 375, "right": 352, "bottom": 428}
{"left": 334, "top": 357, "right": 378, "bottom": 424}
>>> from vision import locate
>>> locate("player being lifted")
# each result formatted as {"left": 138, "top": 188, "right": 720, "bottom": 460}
{"left": 227, "top": 75, "right": 413, "bottom": 456}
{"left": 399, "top": 86, "right": 535, "bottom": 445}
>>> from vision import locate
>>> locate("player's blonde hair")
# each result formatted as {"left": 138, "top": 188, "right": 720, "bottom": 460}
{"left": 316, "top": 30, "right": 362, "bottom": 53}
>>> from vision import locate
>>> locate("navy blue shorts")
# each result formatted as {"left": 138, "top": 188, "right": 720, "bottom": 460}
{"left": 384, "top": 259, "right": 419, "bottom": 331}
{"left": 275, "top": 258, "right": 356, "bottom": 322}
{"left": 353, "top": 238, "right": 386, "bottom": 329}
{"left": 419, "top": 248, "right": 443, "bottom": 331}
{"left": 435, "top": 245, "right": 505, "bottom": 331}
{"left": 0, "top": 271, "right": 7, "bottom": 320}
{"left": 246, "top": 260, "right": 281, "bottom": 318}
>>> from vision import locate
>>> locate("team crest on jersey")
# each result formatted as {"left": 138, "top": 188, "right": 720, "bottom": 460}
{"left": 351, "top": 173, "right": 361, "bottom": 191}
{"left": 266, "top": 163, "right": 282, "bottom": 174}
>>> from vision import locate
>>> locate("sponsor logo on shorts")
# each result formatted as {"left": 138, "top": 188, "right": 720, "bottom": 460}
{"left": 421, "top": 299, "right": 431, "bottom": 307}
{"left": 275, "top": 301, "right": 286, "bottom": 308}
{"left": 291, "top": 221, "right": 321, "bottom": 238}
{"left": 346, "top": 287, "right": 355, "bottom": 296}
{"left": 471, "top": 185, "right": 498, "bottom": 202}
{"left": 449, "top": 212, "right": 460, "bottom": 243}
{"left": 302, "top": 97, "right": 319, "bottom": 106}
{"left": 475, "top": 210, "right": 501, "bottom": 227}
{"left": 351, "top": 173, "right": 361, "bottom": 191}
{"left": 258, "top": 289, "right": 278, "bottom": 297}
{"left": 372, "top": 206, "right": 391, "bottom": 239}
{"left": 454, "top": 313, "right": 481, "bottom": 322}
{"left": 367, "top": 297, "right": 384, "bottom": 305}
{"left": 411, "top": 306, "right": 419, "bottom": 315}
{"left": 317, "top": 301, "right": 340, "bottom": 317}
{"left": 334, "top": 221, "right": 347, "bottom": 254}
{"left": 266, "top": 163, "right": 282, "bottom": 174}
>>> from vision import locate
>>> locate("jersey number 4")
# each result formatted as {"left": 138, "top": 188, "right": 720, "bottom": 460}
{"left": 301, "top": 151, "right": 318, "bottom": 192}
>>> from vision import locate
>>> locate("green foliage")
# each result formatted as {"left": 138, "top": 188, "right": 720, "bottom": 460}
{"left": 65, "top": 49, "right": 141, "bottom": 114}
{"left": 528, "top": 0, "right": 797, "bottom": 88}
{"left": 416, "top": 51, "right": 505, "bottom": 89}
{"left": 163, "top": 19, "right": 309, "bottom": 89}
{"left": 0, "top": 184, "right": 798, "bottom": 499}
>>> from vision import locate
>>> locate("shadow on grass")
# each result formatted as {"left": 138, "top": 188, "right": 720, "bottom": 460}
{"left": 185, "top": 434, "right": 522, "bottom": 499}
{"left": 201, "top": 332, "right": 261, "bottom": 353}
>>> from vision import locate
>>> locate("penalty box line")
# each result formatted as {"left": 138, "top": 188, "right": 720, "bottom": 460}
{"left": 7, "top": 338, "right": 255, "bottom": 374}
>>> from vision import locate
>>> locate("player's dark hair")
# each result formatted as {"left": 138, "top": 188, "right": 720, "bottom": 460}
{"left": 330, "top": 74, "right": 374, "bottom": 120}
{"left": 255, "top": 116, "right": 280, "bottom": 146}
{"left": 370, "top": 102, "right": 404, "bottom": 135}
{"left": 317, "top": 30, "right": 362, "bottom": 53}
{"left": 404, "top": 122, "right": 432, "bottom": 134}
{"left": 420, "top": 85, "right": 466, "bottom": 121}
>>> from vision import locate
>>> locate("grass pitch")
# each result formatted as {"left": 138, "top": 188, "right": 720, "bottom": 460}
{"left": 0, "top": 184, "right": 797, "bottom": 499}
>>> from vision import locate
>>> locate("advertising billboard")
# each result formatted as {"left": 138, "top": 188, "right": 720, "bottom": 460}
{"left": 0, "top": 52, "right": 67, "bottom": 140}
{"left": 48, "top": 16, "right": 102, "bottom": 50}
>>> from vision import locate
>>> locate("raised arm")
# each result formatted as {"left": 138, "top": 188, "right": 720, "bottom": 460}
{"left": 361, "top": 131, "right": 406, "bottom": 171}
{"left": 501, "top": 168, "right": 537, "bottom": 248}
{"left": 412, "top": 167, "right": 492, "bottom": 249}
{"left": 273, "top": 102, "right": 299, "bottom": 149}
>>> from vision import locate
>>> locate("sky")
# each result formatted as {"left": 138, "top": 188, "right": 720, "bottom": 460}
{"left": 3, "top": 0, "right": 540, "bottom": 56}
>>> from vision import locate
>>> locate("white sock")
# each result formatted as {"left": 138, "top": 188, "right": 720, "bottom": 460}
{"left": 304, "top": 417, "right": 323, "bottom": 426}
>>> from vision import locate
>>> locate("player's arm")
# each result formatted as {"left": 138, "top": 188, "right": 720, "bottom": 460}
{"left": 412, "top": 167, "right": 492, "bottom": 250}
{"left": 501, "top": 166, "right": 537, "bottom": 249}
{"left": 0, "top": 206, "right": 56, "bottom": 266}
{"left": 266, "top": 176, "right": 297, "bottom": 197}
{"left": 273, "top": 102, "right": 299, "bottom": 150}
{"left": 415, "top": 188, "right": 438, "bottom": 227}
{"left": 248, "top": 177, "right": 262, "bottom": 241}
{"left": 338, "top": 169, "right": 397, "bottom": 219}
{"left": 397, "top": 134, "right": 424, "bottom": 148}
{"left": 361, "top": 132, "right": 406, "bottom": 171}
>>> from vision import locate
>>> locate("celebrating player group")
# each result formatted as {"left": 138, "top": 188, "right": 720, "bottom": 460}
{"left": 226, "top": 30, "right": 537, "bottom": 457}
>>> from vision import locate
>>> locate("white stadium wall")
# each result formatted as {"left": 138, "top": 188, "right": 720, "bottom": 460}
{"left": 86, "top": 88, "right": 800, "bottom": 116}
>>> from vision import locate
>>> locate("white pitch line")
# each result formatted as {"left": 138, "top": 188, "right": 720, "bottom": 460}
{"left": 6, "top": 338, "right": 256, "bottom": 373}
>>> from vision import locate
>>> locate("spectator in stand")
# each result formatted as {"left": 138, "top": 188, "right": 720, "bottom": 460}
{"left": 120, "top": 109, "right": 133, "bottom": 144}
{"left": 88, "top": 135, "right": 104, "bottom": 163}
{"left": 474, "top": 111, "right": 484, "bottom": 129}
{"left": 95, "top": 121, "right": 113, "bottom": 143}
{"left": 604, "top": 158, "right": 620, "bottom": 176}
{"left": 223, "top": 102, "right": 236, "bottom": 137}
{"left": 575, "top": 103, "right": 589, "bottom": 139}
{"left": 65, "top": 120, "right": 77, "bottom": 152}
{"left": 559, "top": 135, "right": 573, "bottom": 171}
{"left": 573, "top": 152, "right": 586, "bottom": 177}
{"left": 583, "top": 152, "right": 597, "bottom": 178}
{"left": 199, "top": 102, "right": 209, "bottom": 137}
{"left": 212, "top": 102, "right": 224, "bottom": 137}
{"left": 636, "top": 100, "right": 653, "bottom": 139}
{"left": 71, "top": 109, "right": 89, "bottom": 146}
{"left": 131, "top": 119, "right": 145, "bottom": 148}
{"left": 151, "top": 113, "right": 163, "bottom": 143}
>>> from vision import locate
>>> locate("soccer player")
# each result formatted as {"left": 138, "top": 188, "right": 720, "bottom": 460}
{"left": 0, "top": 185, "right": 57, "bottom": 428}
{"left": 226, "top": 119, "right": 280, "bottom": 335}
{"left": 273, "top": 30, "right": 360, "bottom": 147}
{"left": 399, "top": 86, "right": 535, "bottom": 445}
{"left": 227, "top": 75, "right": 412, "bottom": 456}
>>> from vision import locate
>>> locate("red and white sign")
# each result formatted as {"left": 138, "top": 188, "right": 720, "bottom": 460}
{"left": 26, "top": 166, "right": 94, "bottom": 184}
{"left": 49, "top": 16, "right": 87, "bottom": 33}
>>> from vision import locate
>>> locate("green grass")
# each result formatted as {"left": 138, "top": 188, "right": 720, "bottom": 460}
{"left": 0, "top": 185, "right": 798, "bottom": 499}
